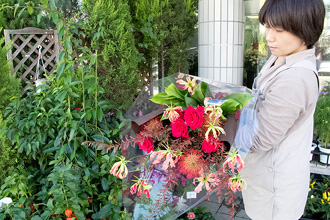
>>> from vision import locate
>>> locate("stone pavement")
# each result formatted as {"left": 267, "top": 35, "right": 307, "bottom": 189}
{"left": 199, "top": 191, "right": 251, "bottom": 220}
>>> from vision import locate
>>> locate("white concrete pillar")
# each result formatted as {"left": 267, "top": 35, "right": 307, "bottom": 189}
{"left": 198, "top": 0, "right": 245, "bottom": 85}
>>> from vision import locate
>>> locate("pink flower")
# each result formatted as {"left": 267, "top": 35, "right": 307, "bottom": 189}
{"left": 76, "top": 108, "right": 81, "bottom": 111}
{"left": 223, "top": 149, "right": 244, "bottom": 173}
{"left": 228, "top": 175, "right": 247, "bottom": 192}
{"left": 150, "top": 149, "right": 180, "bottom": 171}
{"left": 130, "top": 178, "right": 152, "bottom": 198}
{"left": 137, "top": 137, "right": 154, "bottom": 153}
{"left": 171, "top": 119, "right": 189, "bottom": 138}
{"left": 193, "top": 169, "right": 217, "bottom": 193}
{"left": 202, "top": 137, "right": 222, "bottom": 153}
{"left": 163, "top": 105, "right": 183, "bottom": 122}
{"left": 109, "top": 156, "right": 128, "bottom": 179}
{"left": 184, "top": 105, "right": 204, "bottom": 130}
{"left": 187, "top": 212, "right": 195, "bottom": 219}
{"left": 176, "top": 76, "right": 198, "bottom": 95}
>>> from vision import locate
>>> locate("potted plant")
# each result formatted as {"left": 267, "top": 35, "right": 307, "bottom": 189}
{"left": 304, "top": 175, "right": 330, "bottom": 220}
{"left": 314, "top": 83, "right": 330, "bottom": 164}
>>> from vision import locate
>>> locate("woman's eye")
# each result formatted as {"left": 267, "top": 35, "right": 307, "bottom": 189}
{"left": 275, "top": 29, "right": 284, "bottom": 32}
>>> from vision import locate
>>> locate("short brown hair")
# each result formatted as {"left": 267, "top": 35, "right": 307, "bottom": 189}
{"left": 259, "top": 0, "right": 325, "bottom": 49}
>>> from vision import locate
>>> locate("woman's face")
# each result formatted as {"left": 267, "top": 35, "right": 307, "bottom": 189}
{"left": 265, "top": 25, "right": 307, "bottom": 62}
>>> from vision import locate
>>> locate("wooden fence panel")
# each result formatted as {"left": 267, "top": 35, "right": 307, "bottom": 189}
{"left": 4, "top": 27, "right": 59, "bottom": 91}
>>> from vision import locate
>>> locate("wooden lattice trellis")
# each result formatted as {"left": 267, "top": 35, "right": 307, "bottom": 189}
{"left": 4, "top": 27, "right": 60, "bottom": 90}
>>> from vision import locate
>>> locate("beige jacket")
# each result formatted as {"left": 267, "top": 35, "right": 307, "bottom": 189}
{"left": 241, "top": 48, "right": 319, "bottom": 220}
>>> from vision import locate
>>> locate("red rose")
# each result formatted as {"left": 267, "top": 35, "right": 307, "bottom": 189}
{"left": 137, "top": 137, "right": 154, "bottom": 153}
{"left": 184, "top": 106, "right": 204, "bottom": 130}
{"left": 171, "top": 119, "right": 189, "bottom": 138}
{"left": 202, "top": 137, "right": 223, "bottom": 153}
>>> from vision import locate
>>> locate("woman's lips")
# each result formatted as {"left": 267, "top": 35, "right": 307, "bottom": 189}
{"left": 269, "top": 46, "right": 276, "bottom": 51}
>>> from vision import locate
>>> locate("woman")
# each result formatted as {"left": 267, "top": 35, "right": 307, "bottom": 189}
{"left": 240, "top": 0, "right": 325, "bottom": 219}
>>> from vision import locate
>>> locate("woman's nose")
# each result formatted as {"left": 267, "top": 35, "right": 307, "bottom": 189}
{"left": 266, "top": 29, "right": 275, "bottom": 42}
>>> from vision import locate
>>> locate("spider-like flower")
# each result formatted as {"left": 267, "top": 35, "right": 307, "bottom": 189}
{"left": 193, "top": 169, "right": 217, "bottom": 193}
{"left": 222, "top": 148, "right": 244, "bottom": 174}
{"left": 176, "top": 76, "right": 198, "bottom": 95}
{"left": 228, "top": 174, "right": 247, "bottom": 192}
{"left": 204, "top": 121, "right": 226, "bottom": 141}
{"left": 130, "top": 178, "right": 152, "bottom": 198}
{"left": 178, "top": 150, "right": 207, "bottom": 179}
{"left": 110, "top": 156, "right": 129, "bottom": 179}
{"left": 150, "top": 147, "right": 181, "bottom": 171}
{"left": 163, "top": 105, "right": 183, "bottom": 123}
{"left": 204, "top": 97, "right": 223, "bottom": 119}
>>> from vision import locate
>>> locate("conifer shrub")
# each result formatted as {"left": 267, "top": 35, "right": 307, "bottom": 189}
{"left": 84, "top": 0, "right": 140, "bottom": 109}
{"left": 0, "top": 35, "right": 21, "bottom": 114}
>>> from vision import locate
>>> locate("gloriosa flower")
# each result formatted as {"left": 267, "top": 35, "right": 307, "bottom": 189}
{"left": 110, "top": 156, "right": 129, "bottom": 179}
{"left": 130, "top": 178, "right": 152, "bottom": 198}
{"left": 228, "top": 174, "right": 247, "bottom": 192}
{"left": 193, "top": 169, "right": 217, "bottom": 193}
{"left": 163, "top": 105, "right": 183, "bottom": 123}
{"left": 176, "top": 76, "right": 198, "bottom": 95}
{"left": 204, "top": 121, "right": 226, "bottom": 140}
{"left": 223, "top": 148, "right": 244, "bottom": 173}
{"left": 204, "top": 97, "right": 223, "bottom": 119}
{"left": 150, "top": 147, "right": 181, "bottom": 171}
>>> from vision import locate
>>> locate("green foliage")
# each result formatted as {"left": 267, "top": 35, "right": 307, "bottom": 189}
{"left": 305, "top": 175, "right": 330, "bottom": 219}
{"left": 164, "top": 0, "right": 197, "bottom": 75}
{"left": 0, "top": 36, "right": 21, "bottom": 114}
{"left": 130, "top": 0, "right": 197, "bottom": 83}
{"left": 0, "top": 114, "right": 20, "bottom": 186}
{"left": 151, "top": 77, "right": 253, "bottom": 113}
{"left": 0, "top": 0, "right": 46, "bottom": 30}
{"left": 314, "top": 83, "right": 330, "bottom": 148}
{"left": 0, "top": 2, "right": 127, "bottom": 219}
{"left": 83, "top": 0, "right": 140, "bottom": 109}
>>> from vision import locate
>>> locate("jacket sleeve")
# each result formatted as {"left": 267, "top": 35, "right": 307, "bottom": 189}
{"left": 251, "top": 67, "right": 318, "bottom": 152}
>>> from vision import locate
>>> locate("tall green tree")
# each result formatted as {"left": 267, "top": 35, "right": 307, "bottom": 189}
{"left": 130, "top": 0, "right": 197, "bottom": 85}
{"left": 164, "top": 0, "right": 197, "bottom": 75}
{"left": 83, "top": 0, "right": 139, "bottom": 109}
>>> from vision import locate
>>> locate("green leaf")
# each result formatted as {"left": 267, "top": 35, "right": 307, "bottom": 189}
{"left": 37, "top": 11, "right": 42, "bottom": 24}
{"left": 58, "top": 51, "right": 65, "bottom": 62}
{"left": 184, "top": 95, "right": 198, "bottom": 107}
{"left": 40, "top": 0, "right": 48, "bottom": 8}
{"left": 150, "top": 93, "right": 182, "bottom": 105}
{"left": 49, "top": 160, "right": 59, "bottom": 165}
{"left": 221, "top": 93, "right": 254, "bottom": 114}
{"left": 92, "top": 135, "right": 110, "bottom": 143}
{"left": 68, "top": 128, "right": 75, "bottom": 142}
{"left": 54, "top": 135, "right": 61, "bottom": 147}
{"left": 17, "top": 8, "right": 25, "bottom": 17}
{"left": 59, "top": 145, "right": 66, "bottom": 156}
{"left": 78, "top": 127, "right": 87, "bottom": 136}
{"left": 51, "top": 13, "right": 58, "bottom": 24}
{"left": 57, "top": 63, "right": 65, "bottom": 80}
{"left": 68, "top": 92, "right": 80, "bottom": 98}
{"left": 43, "top": 147, "right": 59, "bottom": 153}
{"left": 165, "top": 83, "right": 184, "bottom": 99}
{"left": 101, "top": 178, "right": 109, "bottom": 191}
{"left": 97, "top": 108, "right": 103, "bottom": 122}
{"left": 27, "top": 6, "right": 33, "bottom": 15}
{"left": 14, "top": 3, "right": 19, "bottom": 17}
{"left": 191, "top": 85, "right": 205, "bottom": 104}
{"left": 55, "top": 90, "right": 67, "bottom": 102}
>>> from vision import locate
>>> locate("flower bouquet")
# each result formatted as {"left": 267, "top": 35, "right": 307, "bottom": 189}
{"left": 110, "top": 73, "right": 253, "bottom": 219}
